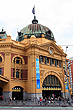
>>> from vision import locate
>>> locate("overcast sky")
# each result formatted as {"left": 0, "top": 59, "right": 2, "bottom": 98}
{"left": 0, "top": 0, "right": 73, "bottom": 58}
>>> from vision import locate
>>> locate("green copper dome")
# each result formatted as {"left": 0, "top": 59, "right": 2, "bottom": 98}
{"left": 16, "top": 18, "right": 55, "bottom": 42}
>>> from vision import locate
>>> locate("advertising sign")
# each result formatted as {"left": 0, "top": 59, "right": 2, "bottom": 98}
{"left": 36, "top": 58, "right": 40, "bottom": 89}
{"left": 65, "top": 82, "right": 68, "bottom": 89}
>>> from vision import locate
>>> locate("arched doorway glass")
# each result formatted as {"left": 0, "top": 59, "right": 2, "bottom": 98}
{"left": 0, "top": 87, "right": 3, "bottom": 100}
{"left": 12, "top": 86, "right": 23, "bottom": 100}
{"left": 42, "top": 75, "right": 61, "bottom": 99}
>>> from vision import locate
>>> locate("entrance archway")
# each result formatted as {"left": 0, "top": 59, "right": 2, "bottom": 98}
{"left": 12, "top": 86, "right": 23, "bottom": 100}
{"left": 0, "top": 87, "right": 3, "bottom": 100}
{"left": 42, "top": 75, "right": 62, "bottom": 98}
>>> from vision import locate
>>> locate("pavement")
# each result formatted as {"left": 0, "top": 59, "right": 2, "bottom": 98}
{"left": 0, "top": 106, "right": 73, "bottom": 110}
{"left": 0, "top": 100, "right": 73, "bottom": 107}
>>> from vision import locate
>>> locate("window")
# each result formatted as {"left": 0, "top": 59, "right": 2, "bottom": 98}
{"left": 51, "top": 75, "right": 53, "bottom": 84}
{"left": 12, "top": 69, "right": 23, "bottom": 78}
{"left": 50, "top": 58, "right": 52, "bottom": 65}
{"left": 52, "top": 59, "right": 54, "bottom": 65}
{"left": 41, "top": 56, "right": 44, "bottom": 62}
{"left": 13, "top": 57, "right": 22, "bottom": 64}
{"left": 42, "top": 75, "right": 61, "bottom": 87}
{"left": 55, "top": 59, "right": 57, "bottom": 66}
{"left": 0, "top": 68, "right": 2, "bottom": 75}
{"left": 13, "top": 69, "right": 15, "bottom": 77}
{"left": 16, "top": 69, "right": 19, "bottom": 78}
{"left": 21, "top": 70, "right": 22, "bottom": 78}
{"left": 59, "top": 60, "right": 61, "bottom": 67}
{"left": 0, "top": 57, "right": 2, "bottom": 62}
{"left": 57, "top": 60, "right": 58, "bottom": 65}
{"left": 50, "top": 58, "right": 54, "bottom": 65}
{"left": 50, "top": 49, "right": 53, "bottom": 54}
{"left": 47, "top": 57, "right": 49, "bottom": 63}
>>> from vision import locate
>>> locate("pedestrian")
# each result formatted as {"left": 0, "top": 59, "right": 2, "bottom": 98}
{"left": 48, "top": 97, "right": 51, "bottom": 104}
{"left": 11, "top": 97, "right": 12, "bottom": 101}
{"left": 1, "top": 95, "right": 3, "bottom": 100}
{"left": 10, "top": 96, "right": 11, "bottom": 101}
{"left": 58, "top": 96, "right": 61, "bottom": 106}
{"left": 14, "top": 97, "right": 15, "bottom": 101}
{"left": 37, "top": 96, "right": 39, "bottom": 104}
{"left": 43, "top": 98, "right": 45, "bottom": 105}
{"left": 39, "top": 98, "right": 42, "bottom": 106}
{"left": 28, "top": 97, "right": 31, "bottom": 105}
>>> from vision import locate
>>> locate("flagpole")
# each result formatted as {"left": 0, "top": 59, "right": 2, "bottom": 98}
{"left": 32, "top": 6, "right": 38, "bottom": 24}
{"left": 34, "top": 5, "right": 35, "bottom": 19}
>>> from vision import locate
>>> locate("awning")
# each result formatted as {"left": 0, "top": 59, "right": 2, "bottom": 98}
{"left": 0, "top": 75, "right": 9, "bottom": 83}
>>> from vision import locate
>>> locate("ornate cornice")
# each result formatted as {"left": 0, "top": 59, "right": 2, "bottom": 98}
{"left": 11, "top": 43, "right": 25, "bottom": 50}
{"left": 0, "top": 42, "right": 12, "bottom": 47}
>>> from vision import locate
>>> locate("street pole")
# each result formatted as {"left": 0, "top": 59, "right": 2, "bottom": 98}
{"left": 65, "top": 46, "right": 72, "bottom": 106}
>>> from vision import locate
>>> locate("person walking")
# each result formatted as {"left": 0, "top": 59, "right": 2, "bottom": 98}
{"left": 1, "top": 95, "right": 3, "bottom": 100}
{"left": 28, "top": 97, "right": 31, "bottom": 105}
{"left": 14, "top": 97, "right": 15, "bottom": 101}
{"left": 39, "top": 98, "right": 42, "bottom": 106}
{"left": 58, "top": 96, "right": 61, "bottom": 106}
{"left": 37, "top": 96, "right": 39, "bottom": 104}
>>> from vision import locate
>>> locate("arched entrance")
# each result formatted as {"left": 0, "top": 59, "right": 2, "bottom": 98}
{"left": 12, "top": 86, "right": 23, "bottom": 100}
{"left": 42, "top": 75, "right": 62, "bottom": 98}
{"left": 0, "top": 87, "right": 3, "bottom": 100}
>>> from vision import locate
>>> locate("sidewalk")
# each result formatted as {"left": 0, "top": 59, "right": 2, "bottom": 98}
{"left": 0, "top": 100, "right": 73, "bottom": 107}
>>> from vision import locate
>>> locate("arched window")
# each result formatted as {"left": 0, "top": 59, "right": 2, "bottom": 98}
{"left": 12, "top": 56, "right": 25, "bottom": 79}
{"left": 0, "top": 57, "right": 2, "bottom": 62}
{"left": 13, "top": 57, "right": 22, "bottom": 64}
{"left": 42, "top": 75, "right": 61, "bottom": 87}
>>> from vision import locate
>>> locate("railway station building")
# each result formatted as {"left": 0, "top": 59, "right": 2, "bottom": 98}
{"left": 0, "top": 16, "right": 72, "bottom": 100}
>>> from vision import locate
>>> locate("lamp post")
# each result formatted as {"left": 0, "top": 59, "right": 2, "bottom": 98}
{"left": 65, "top": 46, "right": 72, "bottom": 106}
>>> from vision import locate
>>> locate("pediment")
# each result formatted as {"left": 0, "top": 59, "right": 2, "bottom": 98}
{"left": 39, "top": 42, "right": 66, "bottom": 56}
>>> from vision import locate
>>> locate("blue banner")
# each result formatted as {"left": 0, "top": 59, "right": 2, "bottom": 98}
{"left": 36, "top": 58, "right": 40, "bottom": 89}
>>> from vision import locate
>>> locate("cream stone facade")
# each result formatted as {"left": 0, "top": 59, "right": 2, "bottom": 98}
{"left": 0, "top": 18, "right": 72, "bottom": 100}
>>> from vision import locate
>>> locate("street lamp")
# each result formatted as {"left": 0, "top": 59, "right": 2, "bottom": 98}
{"left": 65, "top": 46, "right": 72, "bottom": 106}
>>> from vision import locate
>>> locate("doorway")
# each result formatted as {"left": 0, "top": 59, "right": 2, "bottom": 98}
{"left": 42, "top": 75, "right": 62, "bottom": 98}
{"left": 12, "top": 86, "right": 23, "bottom": 100}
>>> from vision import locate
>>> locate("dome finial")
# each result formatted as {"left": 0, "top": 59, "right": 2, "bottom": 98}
{"left": 32, "top": 6, "right": 38, "bottom": 24}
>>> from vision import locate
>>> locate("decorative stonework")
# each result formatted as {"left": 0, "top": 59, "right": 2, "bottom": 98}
{"left": 40, "top": 70, "right": 45, "bottom": 76}
{"left": 0, "top": 53, "right": 4, "bottom": 62}
{"left": 29, "top": 35, "right": 38, "bottom": 45}
{"left": 59, "top": 72, "right": 63, "bottom": 81}
{"left": 32, "top": 62, "right": 35, "bottom": 67}
{"left": 5, "top": 52, "right": 10, "bottom": 56}
{"left": 41, "top": 71, "right": 64, "bottom": 90}
{"left": 12, "top": 54, "right": 25, "bottom": 64}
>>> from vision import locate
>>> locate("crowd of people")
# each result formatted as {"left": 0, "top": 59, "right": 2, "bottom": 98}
{"left": 37, "top": 96, "right": 62, "bottom": 105}
{"left": 27, "top": 95, "right": 62, "bottom": 106}
{"left": 0, "top": 93, "right": 72, "bottom": 106}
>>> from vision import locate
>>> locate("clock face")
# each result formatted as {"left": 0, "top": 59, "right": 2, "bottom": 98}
{"left": 50, "top": 49, "right": 53, "bottom": 54}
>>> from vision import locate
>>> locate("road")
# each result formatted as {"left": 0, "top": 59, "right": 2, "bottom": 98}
{"left": 0, "top": 107, "right": 73, "bottom": 110}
